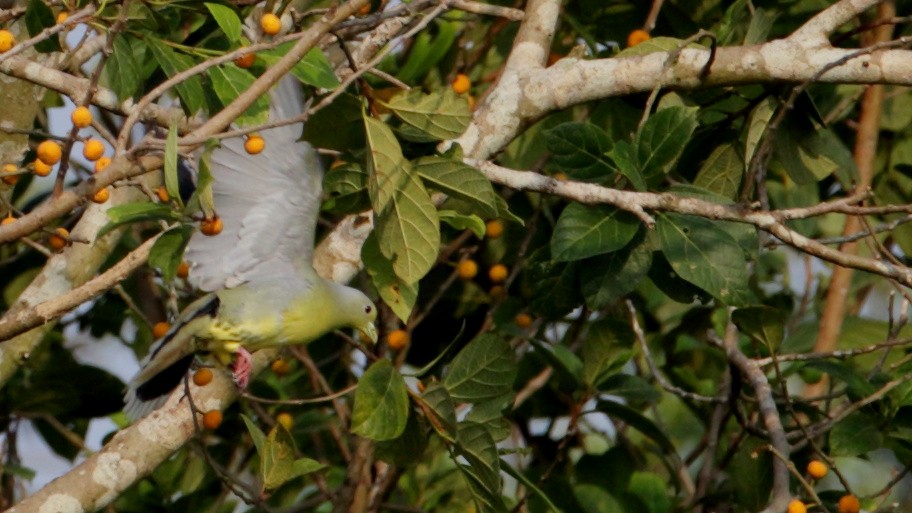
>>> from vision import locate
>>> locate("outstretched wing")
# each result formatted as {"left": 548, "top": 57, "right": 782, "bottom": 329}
{"left": 185, "top": 76, "right": 324, "bottom": 292}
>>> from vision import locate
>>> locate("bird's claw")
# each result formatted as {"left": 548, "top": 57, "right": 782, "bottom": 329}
{"left": 232, "top": 347, "right": 253, "bottom": 389}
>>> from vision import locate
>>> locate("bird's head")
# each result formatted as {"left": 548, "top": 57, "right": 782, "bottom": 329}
{"left": 336, "top": 285, "right": 378, "bottom": 344}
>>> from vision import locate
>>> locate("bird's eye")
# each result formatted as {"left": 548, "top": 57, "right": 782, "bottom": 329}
{"left": 364, "top": 305, "right": 373, "bottom": 314}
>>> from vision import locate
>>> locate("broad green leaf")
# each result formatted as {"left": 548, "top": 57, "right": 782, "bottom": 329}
{"left": 420, "top": 382, "right": 457, "bottom": 441}
{"left": 148, "top": 226, "right": 193, "bottom": 281}
{"left": 606, "top": 140, "right": 647, "bottom": 190}
{"left": 147, "top": 39, "right": 205, "bottom": 114}
{"left": 501, "top": 463, "right": 562, "bottom": 513}
{"left": 205, "top": 3, "right": 241, "bottom": 43}
{"left": 574, "top": 484, "right": 622, "bottom": 513}
{"left": 374, "top": 409, "right": 428, "bottom": 466}
{"left": 439, "top": 210, "right": 485, "bottom": 238}
{"left": 527, "top": 246, "right": 583, "bottom": 317}
{"left": 744, "top": 8, "right": 777, "bottom": 44}
{"left": 105, "top": 36, "right": 143, "bottom": 100}
{"left": 801, "top": 360, "right": 876, "bottom": 398}
{"left": 598, "top": 400, "right": 675, "bottom": 454}
{"left": 208, "top": 65, "right": 269, "bottom": 127}
{"left": 413, "top": 156, "right": 497, "bottom": 218}
{"left": 98, "top": 203, "right": 180, "bottom": 237}
{"left": 615, "top": 36, "right": 705, "bottom": 57}
{"left": 366, "top": 117, "right": 440, "bottom": 282}
{"left": 628, "top": 472, "right": 671, "bottom": 513}
{"left": 667, "top": 184, "right": 759, "bottom": 258}
{"left": 259, "top": 44, "right": 340, "bottom": 89}
{"left": 465, "top": 395, "right": 512, "bottom": 442}
{"left": 730, "top": 438, "right": 772, "bottom": 511}
{"left": 716, "top": 0, "right": 750, "bottom": 46}
{"left": 351, "top": 359, "right": 409, "bottom": 441}
{"left": 383, "top": 89, "right": 471, "bottom": 141}
{"left": 543, "top": 122, "right": 615, "bottom": 182}
{"left": 830, "top": 413, "right": 884, "bottom": 457}
{"left": 397, "top": 19, "right": 457, "bottom": 84}
{"left": 598, "top": 374, "right": 660, "bottom": 404}
{"left": 323, "top": 162, "right": 370, "bottom": 215}
{"left": 732, "top": 306, "right": 784, "bottom": 352}
{"left": 444, "top": 334, "right": 516, "bottom": 403}
{"left": 25, "top": 0, "right": 59, "bottom": 53}
{"left": 744, "top": 96, "right": 775, "bottom": 170}
{"left": 164, "top": 125, "right": 181, "bottom": 208}
{"left": 551, "top": 203, "right": 640, "bottom": 262}
{"left": 580, "top": 239, "right": 652, "bottom": 309}
{"left": 362, "top": 233, "right": 418, "bottom": 323}
{"left": 302, "top": 94, "right": 364, "bottom": 150}
{"left": 694, "top": 143, "right": 743, "bottom": 199}
{"left": 582, "top": 318, "right": 635, "bottom": 389}
{"left": 241, "top": 414, "right": 267, "bottom": 456}
{"left": 771, "top": 113, "right": 857, "bottom": 186}
{"left": 261, "top": 424, "right": 324, "bottom": 490}
{"left": 636, "top": 106, "right": 699, "bottom": 186}
{"left": 657, "top": 213, "right": 753, "bottom": 306}
{"left": 456, "top": 422, "right": 503, "bottom": 511}
{"left": 530, "top": 340, "right": 584, "bottom": 389}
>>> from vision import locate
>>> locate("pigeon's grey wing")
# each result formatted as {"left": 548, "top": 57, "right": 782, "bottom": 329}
{"left": 185, "top": 76, "right": 324, "bottom": 292}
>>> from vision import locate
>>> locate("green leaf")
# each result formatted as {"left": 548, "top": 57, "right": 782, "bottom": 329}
{"left": 573, "top": 484, "right": 623, "bottom": 513}
{"left": 830, "top": 413, "right": 884, "bottom": 456}
{"left": 259, "top": 44, "right": 340, "bottom": 89}
{"left": 362, "top": 233, "right": 418, "bottom": 323}
{"left": 104, "top": 35, "right": 144, "bottom": 100}
{"left": 366, "top": 116, "right": 440, "bottom": 282}
{"left": 694, "top": 143, "right": 743, "bottom": 200}
{"left": 543, "top": 122, "right": 615, "bottom": 182}
{"left": 582, "top": 318, "right": 635, "bottom": 389}
{"left": 374, "top": 408, "right": 428, "bottom": 466}
{"left": 744, "top": 96, "right": 775, "bottom": 170}
{"left": 730, "top": 438, "right": 772, "bottom": 511}
{"left": 148, "top": 226, "right": 193, "bottom": 281}
{"left": 527, "top": 246, "right": 583, "bottom": 317}
{"left": 397, "top": 19, "right": 458, "bottom": 84}
{"left": 455, "top": 422, "right": 505, "bottom": 512}
{"left": 323, "top": 162, "right": 370, "bottom": 215}
{"left": 98, "top": 203, "right": 180, "bottom": 237}
{"left": 351, "top": 359, "right": 409, "bottom": 441}
{"left": 383, "top": 89, "right": 472, "bottom": 141}
{"left": 262, "top": 424, "right": 324, "bottom": 490}
{"left": 208, "top": 65, "right": 269, "bottom": 127}
{"left": 439, "top": 210, "right": 485, "bottom": 238}
{"left": 466, "top": 395, "right": 512, "bottom": 442}
{"left": 657, "top": 213, "right": 753, "bottom": 306}
{"left": 551, "top": 203, "right": 640, "bottom": 262}
{"left": 501, "top": 463, "right": 563, "bottom": 513}
{"left": 164, "top": 125, "right": 182, "bottom": 208}
{"left": 413, "top": 156, "right": 498, "bottom": 218}
{"left": 147, "top": 39, "right": 205, "bottom": 114}
{"left": 444, "top": 334, "right": 516, "bottom": 403}
{"left": 25, "top": 0, "right": 60, "bottom": 53}
{"left": 615, "top": 36, "right": 705, "bottom": 57}
{"left": 301, "top": 94, "right": 364, "bottom": 150}
{"left": 580, "top": 239, "right": 652, "bottom": 309}
{"left": 530, "top": 340, "right": 584, "bottom": 389}
{"left": 241, "top": 414, "right": 267, "bottom": 456}
{"left": 598, "top": 374, "right": 660, "bottom": 404}
{"left": 598, "top": 400, "right": 675, "bottom": 454}
{"left": 732, "top": 306, "right": 784, "bottom": 352}
{"left": 636, "top": 106, "right": 699, "bottom": 186}
{"left": 419, "top": 382, "right": 457, "bottom": 441}
{"left": 606, "top": 140, "right": 647, "bottom": 190}
{"left": 205, "top": 3, "right": 241, "bottom": 43}
{"left": 628, "top": 472, "right": 670, "bottom": 513}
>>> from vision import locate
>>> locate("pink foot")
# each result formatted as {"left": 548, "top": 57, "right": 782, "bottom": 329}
{"left": 232, "top": 347, "right": 253, "bottom": 389}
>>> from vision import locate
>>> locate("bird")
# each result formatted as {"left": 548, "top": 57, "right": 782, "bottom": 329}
{"left": 123, "top": 76, "right": 378, "bottom": 420}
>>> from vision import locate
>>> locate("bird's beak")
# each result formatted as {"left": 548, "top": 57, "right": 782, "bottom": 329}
{"left": 360, "top": 322, "right": 378, "bottom": 344}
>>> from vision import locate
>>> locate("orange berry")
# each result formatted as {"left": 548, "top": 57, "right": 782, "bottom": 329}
{"left": 837, "top": 495, "right": 860, "bottom": 513}
{"left": 489, "top": 285, "right": 506, "bottom": 299}
{"left": 33, "top": 159, "right": 52, "bottom": 177}
{"left": 176, "top": 261, "right": 190, "bottom": 279}
{"left": 488, "top": 263, "right": 508, "bottom": 283}
{"left": 514, "top": 313, "right": 533, "bottom": 328}
{"left": 1, "top": 214, "right": 15, "bottom": 225}
{"left": 56, "top": 11, "right": 68, "bottom": 24}
{"left": 155, "top": 186, "right": 169, "bottom": 202}
{"left": 91, "top": 187, "right": 110, "bottom": 204}
{"left": 71, "top": 106, "right": 92, "bottom": 128}
{"left": 37, "top": 140, "right": 62, "bottom": 165}
{"left": 202, "top": 410, "right": 223, "bottom": 430}
{"left": 193, "top": 368, "right": 214, "bottom": 386}
{"left": 485, "top": 219, "right": 504, "bottom": 239}
{"left": 94, "top": 156, "right": 112, "bottom": 173}
{"left": 787, "top": 499, "right": 807, "bottom": 513}
{"left": 451, "top": 73, "right": 471, "bottom": 94}
{"left": 276, "top": 412, "right": 293, "bottom": 430}
{"left": 83, "top": 139, "right": 105, "bottom": 161}
{"left": 244, "top": 134, "right": 265, "bottom": 155}
{"left": 807, "top": 460, "right": 827, "bottom": 480}
{"left": 627, "top": 29, "right": 651, "bottom": 48}
{"left": 467, "top": 94, "right": 476, "bottom": 110}
{"left": 357, "top": 3, "right": 371, "bottom": 15}
{"left": 457, "top": 259, "right": 478, "bottom": 280}
{"left": 416, "top": 380, "right": 425, "bottom": 392}
{"left": 260, "top": 13, "right": 282, "bottom": 35}
{"left": 271, "top": 358, "right": 291, "bottom": 376}
{"left": 0, "top": 30, "right": 15, "bottom": 53}
{"left": 2, "top": 164, "right": 18, "bottom": 185}
{"left": 386, "top": 329, "right": 409, "bottom": 350}
{"left": 200, "top": 216, "right": 223, "bottom": 236}
{"left": 152, "top": 321, "right": 170, "bottom": 339}
{"left": 49, "top": 227, "right": 69, "bottom": 250}
{"left": 234, "top": 52, "right": 255, "bottom": 68}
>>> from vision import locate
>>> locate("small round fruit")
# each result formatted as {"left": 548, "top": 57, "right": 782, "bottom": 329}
{"left": 0, "top": 30, "right": 15, "bottom": 53}
{"left": 1, "top": 164, "right": 18, "bottom": 186}
{"left": 271, "top": 358, "right": 291, "bottom": 376}
{"left": 33, "top": 159, "right": 52, "bottom": 177}
{"left": 56, "top": 11, "right": 68, "bottom": 24}
{"left": 200, "top": 216, "right": 223, "bottom": 236}
{"left": 276, "top": 412, "right": 293, "bottom": 430}
{"left": 37, "top": 140, "right": 62, "bottom": 165}
{"left": 553, "top": 172, "right": 568, "bottom": 181}
{"left": 234, "top": 52, "right": 256, "bottom": 69}
{"left": 94, "top": 156, "right": 112, "bottom": 173}
{"left": 451, "top": 73, "right": 470, "bottom": 94}
{"left": 83, "top": 139, "right": 105, "bottom": 161}
{"left": 485, "top": 219, "right": 503, "bottom": 239}
{"left": 837, "top": 494, "right": 860, "bottom": 513}
{"left": 244, "top": 134, "right": 265, "bottom": 155}
{"left": 514, "top": 313, "right": 533, "bottom": 328}
{"left": 152, "top": 321, "right": 170, "bottom": 339}
{"left": 1, "top": 214, "right": 15, "bottom": 226}
{"left": 787, "top": 499, "right": 807, "bottom": 513}
{"left": 386, "top": 329, "right": 409, "bottom": 350}
{"left": 49, "top": 227, "right": 69, "bottom": 250}
{"left": 202, "top": 410, "right": 223, "bottom": 430}
{"left": 260, "top": 13, "right": 282, "bottom": 35}
{"left": 457, "top": 259, "right": 478, "bottom": 280}
{"left": 489, "top": 285, "right": 506, "bottom": 299}
{"left": 155, "top": 186, "right": 169, "bottom": 202}
{"left": 71, "top": 106, "right": 92, "bottom": 128}
{"left": 807, "top": 460, "right": 827, "bottom": 480}
{"left": 176, "top": 261, "right": 190, "bottom": 279}
{"left": 627, "top": 29, "right": 651, "bottom": 48}
{"left": 91, "top": 187, "right": 110, "bottom": 204}
{"left": 488, "top": 264, "right": 508, "bottom": 283}
{"left": 193, "top": 368, "right": 214, "bottom": 386}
